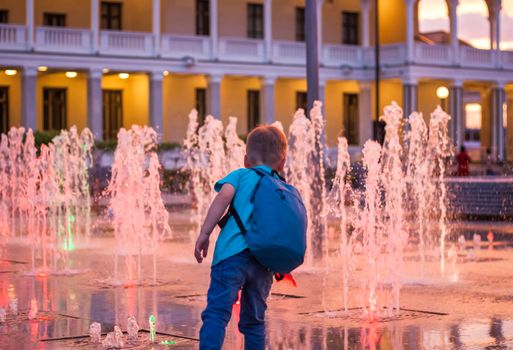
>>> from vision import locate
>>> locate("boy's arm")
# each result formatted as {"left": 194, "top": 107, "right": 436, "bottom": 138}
{"left": 194, "top": 183, "right": 235, "bottom": 263}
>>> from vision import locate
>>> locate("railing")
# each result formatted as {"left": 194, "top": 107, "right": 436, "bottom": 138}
{"left": 35, "top": 27, "right": 91, "bottom": 53}
{"left": 0, "top": 24, "right": 26, "bottom": 50}
{"left": 460, "top": 46, "right": 494, "bottom": 68}
{"left": 380, "top": 44, "right": 406, "bottom": 66}
{"left": 2, "top": 24, "right": 513, "bottom": 75}
{"left": 414, "top": 43, "right": 452, "bottom": 65}
{"left": 161, "top": 34, "right": 211, "bottom": 59}
{"left": 501, "top": 51, "right": 513, "bottom": 69}
{"left": 99, "top": 30, "right": 153, "bottom": 57}
{"left": 272, "top": 41, "right": 305, "bottom": 65}
{"left": 322, "top": 44, "right": 364, "bottom": 67}
{"left": 218, "top": 38, "right": 265, "bottom": 63}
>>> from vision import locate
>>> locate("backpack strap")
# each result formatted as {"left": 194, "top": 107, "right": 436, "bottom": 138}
{"left": 217, "top": 168, "right": 285, "bottom": 233}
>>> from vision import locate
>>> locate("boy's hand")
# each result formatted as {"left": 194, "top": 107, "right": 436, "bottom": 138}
{"left": 194, "top": 232, "right": 210, "bottom": 263}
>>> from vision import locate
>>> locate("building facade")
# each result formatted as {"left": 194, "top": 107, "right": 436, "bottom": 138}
{"left": 0, "top": 0, "right": 512, "bottom": 160}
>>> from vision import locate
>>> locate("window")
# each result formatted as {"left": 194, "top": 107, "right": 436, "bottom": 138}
{"left": 43, "top": 13, "right": 66, "bottom": 27}
{"left": 195, "top": 88, "right": 207, "bottom": 125}
{"left": 247, "top": 3, "right": 264, "bottom": 39}
{"left": 103, "top": 90, "right": 123, "bottom": 141}
{"left": 247, "top": 90, "right": 260, "bottom": 132}
{"left": 296, "top": 91, "right": 307, "bottom": 112}
{"left": 101, "top": 2, "right": 122, "bottom": 30}
{"left": 43, "top": 88, "right": 67, "bottom": 131}
{"left": 0, "top": 87, "right": 8, "bottom": 134}
{"left": 0, "top": 10, "right": 9, "bottom": 24}
{"left": 344, "top": 93, "right": 359, "bottom": 145}
{"left": 295, "top": 7, "right": 305, "bottom": 42}
{"left": 464, "top": 103, "right": 481, "bottom": 143}
{"left": 342, "top": 12, "right": 359, "bottom": 45}
{"left": 196, "top": 0, "right": 210, "bottom": 36}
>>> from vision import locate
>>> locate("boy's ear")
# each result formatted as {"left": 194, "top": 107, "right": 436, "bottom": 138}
{"left": 244, "top": 154, "right": 250, "bottom": 168}
{"left": 277, "top": 157, "right": 286, "bottom": 172}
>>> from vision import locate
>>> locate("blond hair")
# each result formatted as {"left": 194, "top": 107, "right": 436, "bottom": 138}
{"left": 246, "top": 125, "right": 287, "bottom": 169}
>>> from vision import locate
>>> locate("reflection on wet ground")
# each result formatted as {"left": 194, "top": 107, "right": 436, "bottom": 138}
{"left": 1, "top": 226, "right": 513, "bottom": 349}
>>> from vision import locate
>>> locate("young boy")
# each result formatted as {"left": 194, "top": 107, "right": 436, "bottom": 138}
{"left": 194, "top": 125, "right": 287, "bottom": 350}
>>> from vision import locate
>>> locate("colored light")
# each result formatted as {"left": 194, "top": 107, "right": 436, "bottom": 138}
{"left": 102, "top": 68, "right": 109, "bottom": 73}
{"left": 436, "top": 86, "right": 449, "bottom": 99}
{"left": 160, "top": 340, "right": 177, "bottom": 345}
{"left": 118, "top": 73, "right": 129, "bottom": 79}
{"left": 163, "top": 70, "right": 169, "bottom": 76}
{"left": 65, "top": 71, "right": 78, "bottom": 78}
{"left": 38, "top": 66, "right": 48, "bottom": 72}
{"left": 5, "top": 70, "right": 17, "bottom": 76}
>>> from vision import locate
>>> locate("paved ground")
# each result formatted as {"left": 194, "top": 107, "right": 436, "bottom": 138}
{"left": 1, "top": 214, "right": 513, "bottom": 349}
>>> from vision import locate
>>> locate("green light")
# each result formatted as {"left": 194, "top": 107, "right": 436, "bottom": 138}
{"left": 66, "top": 215, "right": 75, "bottom": 251}
{"left": 149, "top": 314, "right": 156, "bottom": 342}
{"left": 160, "top": 340, "right": 177, "bottom": 345}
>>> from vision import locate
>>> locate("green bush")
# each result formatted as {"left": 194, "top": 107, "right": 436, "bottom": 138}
{"left": 158, "top": 142, "right": 181, "bottom": 151}
{"left": 94, "top": 140, "right": 117, "bottom": 151}
{"left": 33, "top": 130, "right": 60, "bottom": 148}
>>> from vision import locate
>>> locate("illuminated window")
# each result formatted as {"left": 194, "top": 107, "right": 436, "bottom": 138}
{"left": 464, "top": 103, "right": 481, "bottom": 142}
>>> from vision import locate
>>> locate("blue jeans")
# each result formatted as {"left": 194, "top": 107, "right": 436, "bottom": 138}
{"left": 200, "top": 250, "right": 273, "bottom": 350}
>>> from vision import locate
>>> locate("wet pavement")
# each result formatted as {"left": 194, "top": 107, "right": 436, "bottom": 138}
{"left": 1, "top": 217, "right": 513, "bottom": 349}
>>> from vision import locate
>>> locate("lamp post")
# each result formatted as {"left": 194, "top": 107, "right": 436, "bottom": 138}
{"left": 436, "top": 86, "right": 449, "bottom": 111}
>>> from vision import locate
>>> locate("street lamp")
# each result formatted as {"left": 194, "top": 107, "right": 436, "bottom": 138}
{"left": 436, "top": 86, "right": 449, "bottom": 111}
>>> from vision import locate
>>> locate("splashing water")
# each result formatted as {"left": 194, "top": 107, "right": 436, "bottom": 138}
{"left": 107, "top": 126, "right": 171, "bottom": 285}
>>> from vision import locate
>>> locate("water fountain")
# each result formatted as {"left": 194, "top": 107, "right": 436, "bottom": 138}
{"left": 107, "top": 125, "right": 171, "bottom": 286}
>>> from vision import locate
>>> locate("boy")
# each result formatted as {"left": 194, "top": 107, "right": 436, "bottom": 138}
{"left": 194, "top": 125, "right": 287, "bottom": 350}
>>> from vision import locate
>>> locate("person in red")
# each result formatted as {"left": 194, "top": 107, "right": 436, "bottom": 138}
{"left": 456, "top": 146, "right": 471, "bottom": 176}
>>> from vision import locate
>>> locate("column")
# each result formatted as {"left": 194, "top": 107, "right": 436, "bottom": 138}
{"left": 261, "top": 76, "right": 276, "bottom": 124}
{"left": 149, "top": 71, "right": 164, "bottom": 135}
{"left": 152, "top": 0, "right": 161, "bottom": 56}
{"left": 402, "top": 79, "right": 418, "bottom": 117}
{"left": 358, "top": 81, "right": 373, "bottom": 146}
{"left": 21, "top": 67, "right": 37, "bottom": 130}
{"left": 449, "top": 82, "right": 464, "bottom": 148}
{"left": 210, "top": 0, "right": 218, "bottom": 59}
{"left": 405, "top": 0, "right": 415, "bottom": 63}
{"left": 26, "top": 0, "right": 34, "bottom": 50}
{"left": 491, "top": 0, "right": 502, "bottom": 67}
{"left": 207, "top": 74, "right": 222, "bottom": 118}
{"left": 449, "top": 0, "right": 459, "bottom": 64}
{"left": 491, "top": 84, "right": 506, "bottom": 161}
{"left": 264, "top": 0, "right": 272, "bottom": 62}
{"left": 361, "top": 0, "right": 371, "bottom": 47}
{"left": 91, "top": 0, "right": 99, "bottom": 53}
{"left": 87, "top": 69, "right": 103, "bottom": 139}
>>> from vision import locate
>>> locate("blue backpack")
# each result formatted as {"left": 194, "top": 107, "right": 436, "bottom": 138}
{"left": 219, "top": 168, "right": 307, "bottom": 274}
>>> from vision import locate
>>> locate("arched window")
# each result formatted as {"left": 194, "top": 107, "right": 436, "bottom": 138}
{"left": 500, "top": 2, "right": 513, "bottom": 50}
{"left": 418, "top": 0, "right": 449, "bottom": 34}
{"left": 457, "top": 0, "right": 490, "bottom": 49}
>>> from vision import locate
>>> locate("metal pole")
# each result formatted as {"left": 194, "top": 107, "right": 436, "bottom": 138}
{"left": 305, "top": 0, "right": 324, "bottom": 262}
{"left": 306, "top": 0, "right": 319, "bottom": 111}
{"left": 374, "top": 0, "right": 381, "bottom": 142}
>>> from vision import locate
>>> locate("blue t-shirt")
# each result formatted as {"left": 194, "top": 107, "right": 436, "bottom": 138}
{"left": 212, "top": 165, "right": 275, "bottom": 266}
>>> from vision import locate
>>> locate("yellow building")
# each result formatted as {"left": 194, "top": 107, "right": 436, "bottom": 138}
{"left": 0, "top": 0, "right": 512, "bottom": 160}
